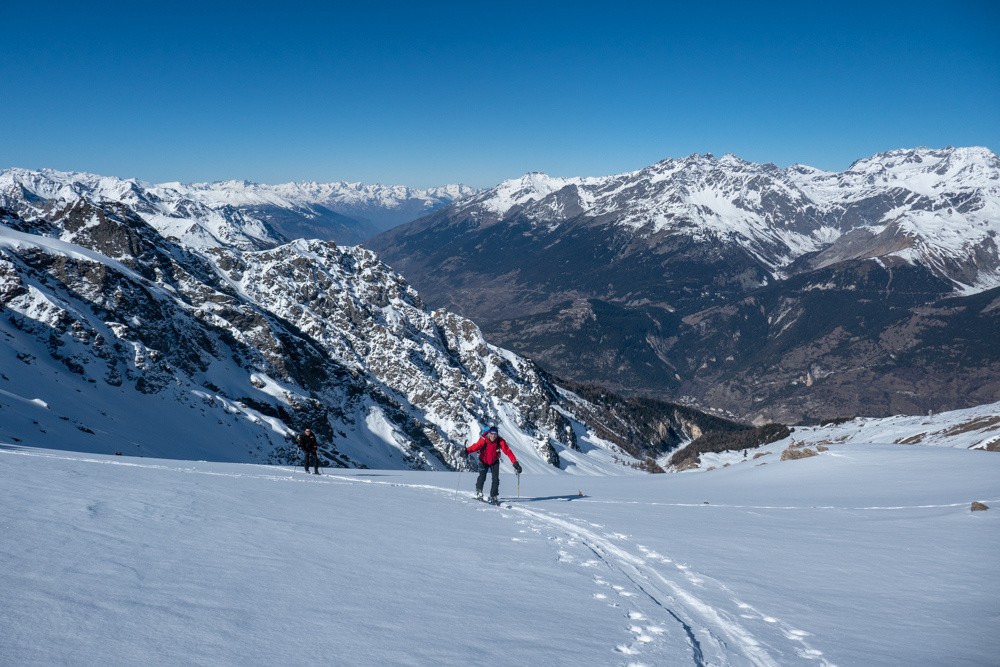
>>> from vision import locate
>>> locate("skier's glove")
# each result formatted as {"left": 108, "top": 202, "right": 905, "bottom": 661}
{"left": 513, "top": 462, "right": 523, "bottom": 474}
{"left": 459, "top": 449, "right": 469, "bottom": 458}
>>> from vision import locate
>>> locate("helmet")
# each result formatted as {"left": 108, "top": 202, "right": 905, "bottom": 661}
{"left": 481, "top": 425, "right": 498, "bottom": 435}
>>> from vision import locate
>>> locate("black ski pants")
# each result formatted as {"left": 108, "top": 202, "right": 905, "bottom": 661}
{"left": 476, "top": 462, "right": 501, "bottom": 498}
{"left": 303, "top": 450, "right": 319, "bottom": 473}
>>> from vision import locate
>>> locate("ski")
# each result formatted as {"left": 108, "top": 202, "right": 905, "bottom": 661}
{"left": 473, "top": 495, "right": 511, "bottom": 508}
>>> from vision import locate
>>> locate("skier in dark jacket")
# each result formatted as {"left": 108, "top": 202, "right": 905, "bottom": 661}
{"left": 298, "top": 428, "right": 320, "bottom": 474}
{"left": 462, "top": 425, "right": 522, "bottom": 504}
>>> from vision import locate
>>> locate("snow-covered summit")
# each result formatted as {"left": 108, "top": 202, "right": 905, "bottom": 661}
{"left": 792, "top": 145, "right": 1000, "bottom": 203}
{"left": 0, "top": 167, "right": 147, "bottom": 206}
{"left": 155, "top": 177, "right": 477, "bottom": 214}
{"left": 446, "top": 146, "right": 1000, "bottom": 292}
{"left": 0, "top": 168, "right": 477, "bottom": 246}
{"left": 468, "top": 171, "right": 594, "bottom": 216}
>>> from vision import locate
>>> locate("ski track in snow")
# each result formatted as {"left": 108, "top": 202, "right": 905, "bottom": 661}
{"left": 256, "top": 466, "right": 831, "bottom": 664}
{"left": 7, "top": 448, "right": 995, "bottom": 666}
{"left": 498, "top": 505, "right": 834, "bottom": 667}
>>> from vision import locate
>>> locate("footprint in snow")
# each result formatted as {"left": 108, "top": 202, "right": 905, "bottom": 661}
{"left": 616, "top": 590, "right": 636, "bottom": 598}
{"left": 797, "top": 648, "right": 825, "bottom": 659}
{"left": 637, "top": 545, "right": 668, "bottom": 562}
{"left": 735, "top": 601, "right": 759, "bottom": 619}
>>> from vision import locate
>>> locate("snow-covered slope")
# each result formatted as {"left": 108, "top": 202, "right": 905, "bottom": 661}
{"left": 675, "top": 400, "right": 1000, "bottom": 473}
{"left": 155, "top": 178, "right": 477, "bottom": 233}
{"left": 2, "top": 440, "right": 996, "bottom": 665}
{"left": 0, "top": 197, "right": 679, "bottom": 472}
{"left": 789, "top": 147, "right": 1000, "bottom": 293}
{"left": 444, "top": 146, "right": 1000, "bottom": 292}
{"left": 781, "top": 400, "right": 1000, "bottom": 452}
{"left": 0, "top": 168, "right": 476, "bottom": 246}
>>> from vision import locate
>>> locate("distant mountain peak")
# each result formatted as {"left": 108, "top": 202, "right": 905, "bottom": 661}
{"left": 0, "top": 168, "right": 478, "bottom": 245}
{"left": 437, "top": 146, "right": 1000, "bottom": 290}
{"left": 845, "top": 145, "right": 1000, "bottom": 173}
{"left": 368, "top": 146, "right": 1000, "bottom": 423}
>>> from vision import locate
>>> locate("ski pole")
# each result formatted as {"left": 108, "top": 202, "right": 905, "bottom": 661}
{"left": 455, "top": 461, "right": 464, "bottom": 497}
{"left": 517, "top": 471, "right": 520, "bottom": 498}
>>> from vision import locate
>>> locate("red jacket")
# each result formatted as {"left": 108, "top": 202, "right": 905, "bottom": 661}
{"left": 466, "top": 436, "right": 517, "bottom": 466}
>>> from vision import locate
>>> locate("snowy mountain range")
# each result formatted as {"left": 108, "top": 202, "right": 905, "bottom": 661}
{"left": 3, "top": 157, "right": 998, "bottom": 665}
{"left": 417, "top": 146, "right": 1000, "bottom": 291}
{"left": 370, "top": 147, "right": 1000, "bottom": 422}
{"left": 0, "top": 168, "right": 476, "bottom": 246}
{"left": 0, "top": 183, "right": 735, "bottom": 470}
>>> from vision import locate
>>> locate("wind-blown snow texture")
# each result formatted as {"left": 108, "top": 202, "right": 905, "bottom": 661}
{"left": 2, "top": 428, "right": 997, "bottom": 666}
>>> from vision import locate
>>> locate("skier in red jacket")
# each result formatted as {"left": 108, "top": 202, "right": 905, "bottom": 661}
{"left": 462, "top": 425, "right": 522, "bottom": 504}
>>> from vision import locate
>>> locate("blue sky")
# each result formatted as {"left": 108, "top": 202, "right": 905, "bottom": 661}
{"left": 2, "top": 1, "right": 997, "bottom": 187}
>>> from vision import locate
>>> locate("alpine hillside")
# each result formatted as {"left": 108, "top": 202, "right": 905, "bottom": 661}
{"left": 0, "top": 178, "right": 735, "bottom": 470}
{"left": 368, "top": 146, "right": 1000, "bottom": 423}
{"left": 0, "top": 168, "right": 476, "bottom": 246}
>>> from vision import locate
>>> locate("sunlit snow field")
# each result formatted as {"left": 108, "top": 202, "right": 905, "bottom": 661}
{"left": 2, "top": 441, "right": 997, "bottom": 666}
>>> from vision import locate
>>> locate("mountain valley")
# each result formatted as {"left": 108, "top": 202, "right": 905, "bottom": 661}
{"left": 369, "top": 147, "right": 1000, "bottom": 422}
